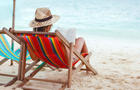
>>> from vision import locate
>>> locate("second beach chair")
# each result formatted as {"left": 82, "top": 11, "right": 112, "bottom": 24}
{"left": 0, "top": 28, "right": 32, "bottom": 86}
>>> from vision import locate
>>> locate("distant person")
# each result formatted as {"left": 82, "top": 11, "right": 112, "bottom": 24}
{"left": 29, "top": 7, "right": 88, "bottom": 60}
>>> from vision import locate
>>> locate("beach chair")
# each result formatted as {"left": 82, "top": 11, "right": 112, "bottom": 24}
{"left": 3, "top": 28, "right": 97, "bottom": 89}
{"left": 0, "top": 28, "right": 41, "bottom": 87}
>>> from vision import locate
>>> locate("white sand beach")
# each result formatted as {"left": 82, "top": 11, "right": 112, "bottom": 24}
{"left": 0, "top": 38, "right": 140, "bottom": 90}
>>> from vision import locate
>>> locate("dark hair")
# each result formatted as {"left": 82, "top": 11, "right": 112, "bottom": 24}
{"left": 33, "top": 26, "right": 46, "bottom": 32}
{"left": 33, "top": 25, "right": 52, "bottom": 32}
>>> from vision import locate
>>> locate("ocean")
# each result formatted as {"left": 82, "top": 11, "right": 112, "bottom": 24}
{"left": 0, "top": 0, "right": 140, "bottom": 44}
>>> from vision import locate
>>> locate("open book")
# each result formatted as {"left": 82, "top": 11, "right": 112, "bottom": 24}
{"left": 57, "top": 27, "right": 76, "bottom": 44}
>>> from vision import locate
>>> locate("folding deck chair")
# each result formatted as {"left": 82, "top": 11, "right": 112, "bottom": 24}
{"left": 3, "top": 27, "right": 97, "bottom": 89}
{"left": 0, "top": 28, "right": 47, "bottom": 87}
{"left": 0, "top": 31, "right": 33, "bottom": 86}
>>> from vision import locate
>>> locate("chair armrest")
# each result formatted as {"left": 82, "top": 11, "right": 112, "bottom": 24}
{"left": 2, "top": 27, "right": 21, "bottom": 44}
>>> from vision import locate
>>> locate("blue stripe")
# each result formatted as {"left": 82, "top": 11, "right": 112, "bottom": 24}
{"left": 48, "top": 38, "right": 67, "bottom": 66}
{"left": 36, "top": 37, "right": 58, "bottom": 68}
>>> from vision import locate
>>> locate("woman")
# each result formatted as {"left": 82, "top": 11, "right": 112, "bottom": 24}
{"left": 29, "top": 7, "right": 88, "bottom": 60}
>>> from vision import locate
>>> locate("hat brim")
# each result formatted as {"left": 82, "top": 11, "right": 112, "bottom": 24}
{"left": 29, "top": 15, "right": 60, "bottom": 28}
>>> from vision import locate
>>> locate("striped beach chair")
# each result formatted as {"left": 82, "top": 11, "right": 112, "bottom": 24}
{"left": 3, "top": 28, "right": 97, "bottom": 89}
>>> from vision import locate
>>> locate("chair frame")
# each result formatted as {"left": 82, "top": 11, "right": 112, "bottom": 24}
{"left": 0, "top": 28, "right": 26, "bottom": 86}
{"left": 1, "top": 27, "right": 97, "bottom": 89}
{"left": 0, "top": 28, "right": 41, "bottom": 87}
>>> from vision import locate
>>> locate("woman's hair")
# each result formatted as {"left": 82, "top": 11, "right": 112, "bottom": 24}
{"left": 33, "top": 26, "right": 46, "bottom": 32}
{"left": 33, "top": 25, "right": 52, "bottom": 32}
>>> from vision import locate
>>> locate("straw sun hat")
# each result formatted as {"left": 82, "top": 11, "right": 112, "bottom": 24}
{"left": 30, "top": 7, "right": 60, "bottom": 28}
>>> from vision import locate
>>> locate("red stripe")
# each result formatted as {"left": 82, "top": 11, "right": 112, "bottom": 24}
{"left": 32, "top": 36, "right": 57, "bottom": 67}
{"left": 42, "top": 36, "right": 60, "bottom": 67}
{"left": 54, "top": 37, "right": 68, "bottom": 68}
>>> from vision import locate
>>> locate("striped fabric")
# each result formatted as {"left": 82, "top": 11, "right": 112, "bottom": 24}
{"left": 18, "top": 34, "right": 87, "bottom": 68}
{"left": 0, "top": 34, "right": 31, "bottom": 61}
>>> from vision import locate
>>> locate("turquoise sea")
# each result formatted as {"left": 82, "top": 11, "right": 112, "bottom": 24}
{"left": 0, "top": 0, "right": 140, "bottom": 43}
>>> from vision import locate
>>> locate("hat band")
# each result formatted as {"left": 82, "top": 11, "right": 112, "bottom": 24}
{"left": 35, "top": 16, "right": 52, "bottom": 22}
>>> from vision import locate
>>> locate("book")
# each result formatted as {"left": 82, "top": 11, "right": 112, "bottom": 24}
{"left": 57, "top": 27, "right": 76, "bottom": 44}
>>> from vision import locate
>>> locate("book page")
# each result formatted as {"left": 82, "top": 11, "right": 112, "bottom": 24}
{"left": 57, "top": 27, "right": 76, "bottom": 44}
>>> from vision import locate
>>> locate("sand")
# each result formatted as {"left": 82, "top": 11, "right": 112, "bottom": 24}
{"left": 0, "top": 39, "right": 140, "bottom": 90}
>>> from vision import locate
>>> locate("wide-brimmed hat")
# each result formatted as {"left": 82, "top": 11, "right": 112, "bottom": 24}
{"left": 30, "top": 7, "right": 60, "bottom": 28}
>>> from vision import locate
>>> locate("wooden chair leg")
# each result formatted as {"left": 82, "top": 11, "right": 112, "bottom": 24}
{"left": 10, "top": 60, "right": 13, "bottom": 66}
{"left": 68, "top": 43, "right": 73, "bottom": 88}
{"left": 17, "top": 42, "right": 27, "bottom": 81}
{"left": 10, "top": 40, "right": 14, "bottom": 66}
{"left": 18, "top": 44, "right": 23, "bottom": 80}
{"left": 68, "top": 64, "right": 72, "bottom": 88}
{"left": 61, "top": 83, "right": 67, "bottom": 90}
{"left": 86, "top": 59, "right": 90, "bottom": 74}
{"left": 20, "top": 42, "right": 27, "bottom": 80}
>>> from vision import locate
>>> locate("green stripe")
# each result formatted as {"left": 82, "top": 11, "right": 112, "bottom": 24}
{"left": 35, "top": 62, "right": 46, "bottom": 70}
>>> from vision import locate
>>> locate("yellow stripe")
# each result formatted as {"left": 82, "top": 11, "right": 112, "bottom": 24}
{"left": 0, "top": 49, "right": 12, "bottom": 59}
{"left": 26, "top": 53, "right": 30, "bottom": 58}
{"left": 28, "top": 36, "right": 34, "bottom": 50}
{"left": 39, "top": 37, "right": 57, "bottom": 65}
{"left": 51, "top": 38, "right": 64, "bottom": 63}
